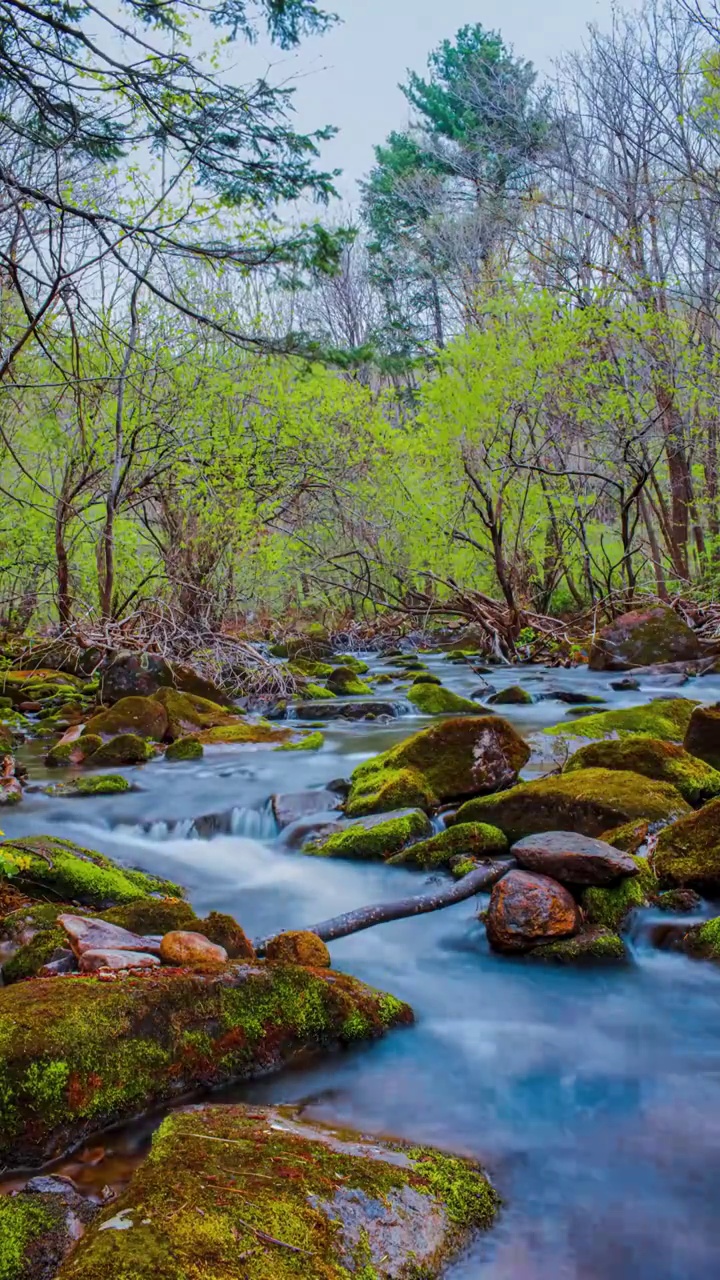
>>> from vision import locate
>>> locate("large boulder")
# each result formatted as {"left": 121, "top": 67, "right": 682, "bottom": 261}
{"left": 151, "top": 686, "right": 237, "bottom": 739}
{"left": 454, "top": 769, "right": 690, "bottom": 841}
{"left": 89, "top": 733, "right": 154, "bottom": 765}
{"left": 589, "top": 606, "right": 700, "bottom": 671}
{"left": 85, "top": 695, "right": 168, "bottom": 740}
{"left": 98, "top": 652, "right": 231, "bottom": 706}
{"left": 302, "top": 809, "right": 432, "bottom": 860}
{"left": 563, "top": 737, "right": 720, "bottom": 805}
{"left": 654, "top": 798, "right": 720, "bottom": 891}
{"left": 511, "top": 831, "right": 638, "bottom": 886}
{"left": 346, "top": 716, "right": 530, "bottom": 817}
{"left": 0, "top": 836, "right": 181, "bottom": 908}
{"left": 544, "top": 697, "right": 697, "bottom": 743}
{"left": 57, "top": 1104, "right": 498, "bottom": 1280}
{"left": 485, "top": 870, "right": 580, "bottom": 953}
{"left": 683, "top": 704, "right": 720, "bottom": 770}
{"left": 0, "top": 963, "right": 412, "bottom": 1168}
{"left": 326, "top": 665, "right": 373, "bottom": 695}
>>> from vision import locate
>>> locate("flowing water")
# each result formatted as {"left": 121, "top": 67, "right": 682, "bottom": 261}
{"left": 4, "top": 656, "right": 720, "bottom": 1279}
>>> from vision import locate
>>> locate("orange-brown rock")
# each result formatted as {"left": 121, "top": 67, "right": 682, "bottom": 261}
{"left": 486, "top": 870, "right": 580, "bottom": 954}
{"left": 265, "top": 930, "right": 331, "bottom": 967}
{"left": 159, "top": 930, "right": 228, "bottom": 968}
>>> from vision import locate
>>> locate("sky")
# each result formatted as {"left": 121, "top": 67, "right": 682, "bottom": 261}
{"left": 231, "top": 0, "right": 644, "bottom": 204}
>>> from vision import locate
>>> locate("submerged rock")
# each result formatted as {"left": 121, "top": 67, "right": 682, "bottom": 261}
{"left": 346, "top": 716, "right": 530, "bottom": 817}
{"left": 0, "top": 964, "right": 412, "bottom": 1167}
{"left": 303, "top": 809, "right": 432, "bottom": 860}
{"left": 271, "top": 789, "right": 342, "bottom": 829}
{"left": 683, "top": 704, "right": 720, "bottom": 770}
{"left": 487, "top": 685, "right": 534, "bottom": 706}
{"left": 46, "top": 775, "right": 132, "bottom": 797}
{"left": 544, "top": 697, "right": 697, "bottom": 743}
{"left": 563, "top": 737, "right": 720, "bottom": 805}
{"left": 45, "top": 734, "right": 103, "bottom": 768}
{"left": 454, "top": 769, "right": 689, "bottom": 841}
{"left": 511, "top": 831, "right": 638, "bottom": 886}
{"left": 527, "top": 927, "right": 627, "bottom": 963}
{"left": 588, "top": 606, "right": 700, "bottom": 671}
{"left": 57, "top": 1104, "right": 498, "bottom": 1280}
{"left": 485, "top": 870, "right": 580, "bottom": 953}
{"left": 295, "top": 698, "right": 401, "bottom": 720}
{"left": 654, "top": 798, "right": 720, "bottom": 891}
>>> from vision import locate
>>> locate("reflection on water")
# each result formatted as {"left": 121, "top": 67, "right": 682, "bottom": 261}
{"left": 4, "top": 658, "right": 720, "bottom": 1279}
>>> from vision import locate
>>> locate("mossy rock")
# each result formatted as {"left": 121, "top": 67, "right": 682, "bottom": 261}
{"left": 85, "top": 696, "right": 169, "bottom": 740}
{"left": 265, "top": 931, "right": 330, "bottom": 967}
{"left": 101, "top": 897, "right": 197, "bottom": 936}
{"left": 287, "top": 659, "right": 335, "bottom": 678}
{"left": 0, "top": 964, "right": 412, "bottom": 1167}
{"left": 46, "top": 775, "right": 132, "bottom": 797}
{"left": 410, "top": 672, "right": 443, "bottom": 686}
{"left": 454, "top": 769, "right": 690, "bottom": 841}
{"left": 387, "top": 822, "right": 508, "bottom": 870}
{"left": 528, "top": 927, "right": 627, "bottom": 963}
{"left": 683, "top": 704, "right": 720, "bottom": 770}
{"left": 326, "top": 666, "right": 373, "bottom": 696}
{"left": 487, "top": 685, "right": 534, "bottom": 706}
{"left": 544, "top": 698, "right": 697, "bottom": 743}
{"left": 600, "top": 819, "right": 650, "bottom": 855}
{"left": 45, "top": 734, "right": 103, "bottom": 768}
{"left": 564, "top": 737, "right": 720, "bottom": 805}
{"left": 0, "top": 1179, "right": 97, "bottom": 1280}
{"left": 89, "top": 734, "right": 154, "bottom": 766}
{"left": 164, "top": 735, "right": 203, "bottom": 762}
{"left": 682, "top": 916, "right": 720, "bottom": 960}
{"left": 346, "top": 716, "right": 530, "bottom": 818}
{"left": 333, "top": 654, "right": 370, "bottom": 674}
{"left": 0, "top": 836, "right": 182, "bottom": 908}
{"left": 58, "top": 1103, "right": 498, "bottom": 1280}
{"left": 275, "top": 730, "right": 324, "bottom": 752}
{"left": 654, "top": 798, "right": 720, "bottom": 890}
{"left": 303, "top": 809, "right": 432, "bottom": 860}
{"left": 582, "top": 856, "right": 658, "bottom": 930}
{"left": 2, "top": 926, "right": 67, "bottom": 984}
{"left": 301, "top": 682, "right": 336, "bottom": 700}
{"left": 589, "top": 605, "right": 700, "bottom": 670}
{"left": 151, "top": 686, "right": 238, "bottom": 739}
{"left": 406, "top": 683, "right": 481, "bottom": 715}
{"left": 197, "top": 721, "right": 294, "bottom": 746}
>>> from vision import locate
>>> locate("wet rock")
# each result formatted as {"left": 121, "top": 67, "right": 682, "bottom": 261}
{"left": 454, "top": 769, "right": 689, "bottom": 841}
{"left": 600, "top": 818, "right": 650, "bottom": 854}
{"left": 294, "top": 699, "right": 400, "bottom": 721}
{"left": 57, "top": 913, "right": 163, "bottom": 956}
{"left": 0, "top": 774, "right": 22, "bottom": 805}
{"left": 196, "top": 911, "right": 255, "bottom": 959}
{"left": 543, "top": 690, "right": 607, "bottom": 705}
{"left": 46, "top": 775, "right": 132, "bottom": 797}
{"left": 58, "top": 1104, "right": 497, "bottom": 1280}
{"left": 159, "top": 930, "right": 228, "bottom": 967}
{"left": 527, "top": 927, "right": 627, "bottom": 963}
{"left": 346, "top": 716, "right": 530, "bottom": 817}
{"left": 656, "top": 888, "right": 702, "bottom": 913}
{"left": 511, "top": 831, "right": 638, "bottom": 886}
{"left": 410, "top": 672, "right": 442, "bottom": 685}
{"left": 326, "top": 665, "right": 373, "bottom": 695}
{"left": 98, "top": 652, "right": 230, "bottom": 706}
{"left": 544, "top": 697, "right": 697, "bottom": 744}
{"left": 387, "top": 822, "right": 508, "bottom": 870}
{"left": 589, "top": 606, "right": 700, "bottom": 671}
{"left": 0, "top": 835, "right": 181, "bottom": 908}
{"left": 681, "top": 916, "right": 720, "bottom": 960}
{"left": 654, "top": 798, "right": 720, "bottom": 891}
{"left": 86, "top": 696, "right": 168, "bottom": 740}
{"left": 683, "top": 703, "right": 720, "bottom": 770}
{"left": 39, "top": 951, "right": 76, "bottom": 977}
{"left": 90, "top": 733, "right": 154, "bottom": 766}
{"left": 303, "top": 809, "right": 432, "bottom": 860}
{"left": 265, "top": 930, "right": 331, "bottom": 967}
{"left": 406, "top": 683, "right": 482, "bottom": 714}
{"left": 487, "top": 685, "right": 534, "bottom": 706}
{"left": 485, "top": 870, "right": 580, "bottom": 953}
{"left": 80, "top": 948, "right": 161, "bottom": 973}
{"left": 611, "top": 677, "right": 640, "bottom": 691}
{"left": 151, "top": 686, "right": 237, "bottom": 738}
{"left": 563, "top": 737, "right": 720, "bottom": 805}
{"left": 164, "top": 735, "right": 203, "bottom": 761}
{"left": 196, "top": 720, "right": 294, "bottom": 746}
{"left": 582, "top": 856, "right": 658, "bottom": 930}
{"left": 45, "top": 733, "right": 103, "bottom": 767}
{"left": 0, "top": 1174, "right": 98, "bottom": 1280}
{"left": 271, "top": 789, "right": 343, "bottom": 829}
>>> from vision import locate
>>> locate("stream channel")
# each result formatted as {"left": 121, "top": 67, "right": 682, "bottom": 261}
{"left": 3, "top": 653, "right": 720, "bottom": 1279}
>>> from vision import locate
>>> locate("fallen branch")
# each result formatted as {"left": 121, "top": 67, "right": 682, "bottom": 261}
{"left": 254, "top": 859, "right": 514, "bottom": 952}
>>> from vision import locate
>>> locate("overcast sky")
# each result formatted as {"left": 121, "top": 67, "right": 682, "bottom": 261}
{"left": 233, "top": 0, "right": 643, "bottom": 204}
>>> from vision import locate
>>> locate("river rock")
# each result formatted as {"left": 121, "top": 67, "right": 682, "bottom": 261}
{"left": 486, "top": 870, "right": 580, "bottom": 953}
{"left": 654, "top": 798, "right": 720, "bottom": 890}
{"left": 57, "top": 913, "right": 163, "bottom": 956}
{"left": 326, "top": 665, "right": 373, "bottom": 695}
{"left": 406, "top": 683, "right": 482, "bottom": 714}
{"left": 98, "top": 652, "right": 231, "bottom": 706}
{"left": 265, "top": 930, "right": 331, "bottom": 966}
{"left": 544, "top": 697, "right": 698, "bottom": 744}
{"left": 271, "top": 788, "right": 343, "bottom": 828}
{"left": 611, "top": 676, "right": 640, "bottom": 691}
{"left": 0, "top": 835, "right": 180, "bottom": 908}
{"left": 0, "top": 1175, "right": 99, "bottom": 1280}
{"left": 588, "top": 606, "right": 700, "bottom": 671}
{"left": 151, "top": 686, "right": 238, "bottom": 738}
{"left": 302, "top": 808, "right": 432, "bottom": 860}
{"left": 563, "top": 736, "right": 720, "bottom": 805}
{"left": 487, "top": 685, "right": 534, "bottom": 705}
{"left": 159, "top": 930, "right": 228, "bottom": 967}
{"left": 86, "top": 695, "right": 169, "bottom": 740}
{"left": 543, "top": 690, "right": 607, "bottom": 705}
{"left": 511, "top": 832, "right": 638, "bottom": 886}
{"left": 683, "top": 703, "right": 720, "bottom": 769}
{"left": 294, "top": 699, "right": 401, "bottom": 721}
{"left": 79, "top": 948, "right": 161, "bottom": 972}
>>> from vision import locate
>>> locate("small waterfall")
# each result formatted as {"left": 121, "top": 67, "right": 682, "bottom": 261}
{"left": 112, "top": 800, "right": 277, "bottom": 843}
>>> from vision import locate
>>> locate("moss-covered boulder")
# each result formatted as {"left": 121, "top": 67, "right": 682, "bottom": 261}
{"left": 406, "top": 683, "right": 480, "bottom": 714}
{"left": 387, "top": 822, "right": 508, "bottom": 870}
{"left": 58, "top": 1103, "right": 497, "bottom": 1280}
{"left": 265, "top": 931, "right": 331, "bottom": 967}
{"left": 151, "top": 686, "right": 237, "bottom": 739}
{"left": 682, "top": 916, "right": 720, "bottom": 961}
{"left": 46, "top": 775, "right": 131, "bottom": 797}
{"left": 85, "top": 696, "right": 169, "bottom": 740}
{"left": 544, "top": 697, "right": 697, "bottom": 743}
{"left": 101, "top": 897, "right": 197, "bottom": 935}
{"left": 589, "top": 605, "right": 700, "bottom": 670}
{"left": 197, "top": 911, "right": 256, "bottom": 959}
{"left": 301, "top": 681, "right": 336, "bottom": 700}
{"left": 527, "top": 927, "right": 627, "bottom": 963}
{"left": 600, "top": 819, "right": 650, "bottom": 854}
{"left": 334, "top": 654, "right": 370, "bottom": 674}
{"left": 0, "top": 964, "right": 412, "bottom": 1167}
{"left": 326, "top": 666, "right": 373, "bottom": 696}
{"left": 98, "top": 652, "right": 231, "bottom": 706}
{"left": 346, "top": 716, "right": 530, "bottom": 818}
{"left": 287, "top": 658, "right": 335, "bottom": 679}
{"left": 411, "top": 672, "right": 442, "bottom": 686}
{"left": 683, "top": 704, "right": 720, "bottom": 770}
{"left": 164, "top": 735, "right": 203, "bottom": 761}
{"left": 454, "top": 769, "right": 690, "bottom": 841}
{"left": 654, "top": 798, "right": 720, "bottom": 890}
{"left": 197, "top": 720, "right": 294, "bottom": 746}
{"left": 487, "top": 685, "right": 534, "bottom": 706}
{"left": 0, "top": 1176, "right": 98, "bottom": 1280}
{"left": 563, "top": 737, "right": 720, "bottom": 805}
{"left": 275, "top": 730, "right": 324, "bottom": 751}
{"left": 303, "top": 809, "right": 432, "bottom": 860}
{"left": 45, "top": 734, "right": 102, "bottom": 768}
{"left": 89, "top": 734, "right": 154, "bottom": 766}
{"left": 0, "top": 836, "right": 181, "bottom": 908}
{"left": 582, "top": 855, "right": 658, "bottom": 930}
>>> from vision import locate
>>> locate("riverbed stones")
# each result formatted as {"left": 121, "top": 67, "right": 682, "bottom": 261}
{"left": 485, "top": 870, "right": 580, "bottom": 953}
{"left": 159, "top": 930, "right": 228, "bottom": 967}
{"left": 588, "top": 605, "right": 701, "bottom": 670}
{"left": 654, "top": 798, "right": 720, "bottom": 891}
{"left": 454, "top": 769, "right": 689, "bottom": 841}
{"left": 511, "top": 831, "right": 638, "bottom": 886}
{"left": 683, "top": 703, "right": 720, "bottom": 770}
{"left": 346, "top": 716, "right": 530, "bottom": 817}
{"left": 56, "top": 1104, "right": 498, "bottom": 1280}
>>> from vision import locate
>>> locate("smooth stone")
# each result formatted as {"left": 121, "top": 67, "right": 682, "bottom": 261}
{"left": 58, "top": 913, "right": 162, "bottom": 956}
{"left": 543, "top": 690, "right": 607, "bottom": 705}
{"left": 294, "top": 700, "right": 401, "bottom": 721}
{"left": 271, "top": 789, "right": 343, "bottom": 829}
{"left": 79, "top": 949, "right": 161, "bottom": 972}
{"left": 511, "top": 831, "right": 638, "bottom": 886}
{"left": 159, "top": 930, "right": 228, "bottom": 967}
{"left": 486, "top": 869, "right": 580, "bottom": 954}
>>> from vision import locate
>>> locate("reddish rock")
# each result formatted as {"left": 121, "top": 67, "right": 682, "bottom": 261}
{"left": 486, "top": 870, "right": 580, "bottom": 954}
{"left": 159, "top": 930, "right": 228, "bottom": 967}
{"left": 58, "top": 913, "right": 162, "bottom": 957}
{"left": 79, "top": 949, "right": 160, "bottom": 972}
{"left": 589, "top": 606, "right": 699, "bottom": 671}
{"left": 511, "top": 831, "right": 638, "bottom": 886}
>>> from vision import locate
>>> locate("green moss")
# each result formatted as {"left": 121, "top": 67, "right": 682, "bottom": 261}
{"left": 406, "top": 683, "right": 480, "bottom": 714}
{"left": 387, "top": 822, "right": 507, "bottom": 869}
{"left": 164, "top": 735, "right": 203, "bottom": 761}
{"left": 600, "top": 819, "right": 650, "bottom": 854}
{"left": 545, "top": 698, "right": 697, "bottom": 742}
{"left": 582, "top": 856, "right": 658, "bottom": 930}
{"left": 528, "top": 928, "right": 627, "bottom": 963}
{"left": 301, "top": 682, "right": 336, "bottom": 700}
{"left": 1, "top": 927, "right": 66, "bottom": 984}
{"left": 101, "top": 898, "right": 197, "bottom": 935}
{"left": 326, "top": 666, "right": 373, "bottom": 696}
{"left": 455, "top": 769, "right": 689, "bottom": 841}
{"left": 450, "top": 857, "right": 478, "bottom": 879}
{"left": 89, "top": 733, "right": 154, "bottom": 766}
{"left": 86, "top": 696, "right": 168, "bottom": 740}
{"left": 334, "top": 654, "right": 370, "bottom": 674}
{"left": 654, "top": 797, "right": 720, "bottom": 889}
{"left": 303, "top": 810, "right": 432, "bottom": 860}
{"left": 45, "top": 734, "right": 103, "bottom": 767}
{"left": 197, "top": 721, "right": 293, "bottom": 745}
{"left": 564, "top": 737, "right": 720, "bottom": 805}
{"left": 47, "top": 774, "right": 131, "bottom": 797}
{"left": 287, "top": 659, "right": 335, "bottom": 678}
{"left": 0, "top": 836, "right": 182, "bottom": 908}
{"left": 686, "top": 916, "right": 720, "bottom": 959}
{"left": 275, "top": 730, "right": 324, "bottom": 752}
{"left": 346, "top": 763, "right": 436, "bottom": 817}
{"left": 487, "top": 685, "right": 534, "bottom": 705}
{"left": 0, "top": 1194, "right": 61, "bottom": 1280}
{"left": 197, "top": 912, "right": 255, "bottom": 959}
{"left": 151, "top": 686, "right": 236, "bottom": 739}
{"left": 410, "top": 673, "right": 442, "bottom": 686}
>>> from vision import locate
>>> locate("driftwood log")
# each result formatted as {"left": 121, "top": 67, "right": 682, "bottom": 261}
{"left": 254, "top": 858, "right": 514, "bottom": 953}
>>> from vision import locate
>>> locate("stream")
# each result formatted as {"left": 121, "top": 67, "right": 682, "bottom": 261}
{"left": 3, "top": 654, "right": 720, "bottom": 1279}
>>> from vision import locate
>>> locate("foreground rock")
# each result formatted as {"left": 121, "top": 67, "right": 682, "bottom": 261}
{"left": 486, "top": 870, "right": 580, "bottom": 953}
{"left": 527, "top": 927, "right": 627, "bottom": 963}
{"left": 563, "top": 737, "right": 720, "bottom": 805}
{"left": 159, "top": 929, "right": 228, "bottom": 967}
{"left": 346, "top": 716, "right": 530, "bottom": 817}
{"left": 0, "top": 964, "right": 412, "bottom": 1168}
{"left": 57, "top": 1104, "right": 498, "bottom": 1280}
{"left": 511, "top": 831, "right": 638, "bottom": 886}
{"left": 544, "top": 697, "right": 697, "bottom": 743}
{"left": 0, "top": 1175, "right": 98, "bottom": 1280}
{"left": 454, "top": 769, "right": 689, "bottom": 841}
{"left": 588, "top": 605, "right": 700, "bottom": 670}
{"left": 654, "top": 798, "right": 720, "bottom": 891}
